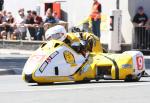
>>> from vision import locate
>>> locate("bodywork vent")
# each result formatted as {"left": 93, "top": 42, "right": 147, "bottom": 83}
{"left": 96, "top": 66, "right": 112, "bottom": 76}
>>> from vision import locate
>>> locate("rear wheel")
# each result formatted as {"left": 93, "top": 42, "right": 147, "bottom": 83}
{"left": 125, "top": 73, "right": 142, "bottom": 82}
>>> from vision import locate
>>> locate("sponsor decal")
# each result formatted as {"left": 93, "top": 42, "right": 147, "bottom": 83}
{"left": 82, "top": 64, "right": 90, "bottom": 73}
{"left": 50, "top": 51, "right": 59, "bottom": 59}
{"left": 68, "top": 76, "right": 74, "bottom": 80}
{"left": 136, "top": 56, "right": 144, "bottom": 70}
{"left": 39, "top": 51, "right": 59, "bottom": 73}
{"left": 122, "top": 64, "right": 132, "bottom": 69}
{"left": 45, "top": 51, "right": 59, "bottom": 63}
{"left": 79, "top": 63, "right": 90, "bottom": 75}
{"left": 39, "top": 62, "right": 48, "bottom": 73}
{"left": 45, "top": 56, "right": 52, "bottom": 63}
{"left": 63, "top": 50, "right": 77, "bottom": 67}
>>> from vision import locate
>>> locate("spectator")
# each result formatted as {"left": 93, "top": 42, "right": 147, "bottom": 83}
{"left": 14, "top": 9, "right": 27, "bottom": 40}
{"left": 52, "top": 11, "right": 59, "bottom": 23}
{"left": 43, "top": 8, "right": 56, "bottom": 31}
{"left": 2, "top": 10, "right": 7, "bottom": 21}
{"left": 90, "top": 0, "right": 102, "bottom": 38}
{"left": 44, "top": 8, "right": 56, "bottom": 23}
{"left": 26, "top": 10, "right": 35, "bottom": 40}
{"left": 0, "top": 12, "right": 2, "bottom": 39}
{"left": 0, "top": 11, "right": 7, "bottom": 39}
{"left": 133, "top": 6, "right": 148, "bottom": 27}
{"left": 132, "top": 6, "right": 148, "bottom": 49}
{"left": 5, "top": 12, "right": 15, "bottom": 40}
{"left": 31, "top": 10, "right": 44, "bottom": 40}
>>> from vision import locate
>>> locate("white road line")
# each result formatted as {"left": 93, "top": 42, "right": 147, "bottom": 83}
{"left": 1, "top": 82, "right": 150, "bottom": 93}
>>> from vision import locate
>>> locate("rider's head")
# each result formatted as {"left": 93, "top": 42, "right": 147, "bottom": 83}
{"left": 45, "top": 25, "right": 67, "bottom": 41}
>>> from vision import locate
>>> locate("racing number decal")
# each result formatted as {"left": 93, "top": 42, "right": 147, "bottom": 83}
{"left": 136, "top": 56, "right": 144, "bottom": 70}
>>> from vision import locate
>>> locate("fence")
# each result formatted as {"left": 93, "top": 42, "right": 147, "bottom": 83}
{"left": 132, "top": 26, "right": 150, "bottom": 51}
{"left": 0, "top": 22, "right": 68, "bottom": 41}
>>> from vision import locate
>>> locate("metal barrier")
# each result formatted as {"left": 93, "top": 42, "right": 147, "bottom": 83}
{"left": 132, "top": 26, "right": 150, "bottom": 51}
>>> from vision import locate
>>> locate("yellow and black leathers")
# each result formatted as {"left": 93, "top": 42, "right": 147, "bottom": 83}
{"left": 63, "top": 32, "right": 103, "bottom": 54}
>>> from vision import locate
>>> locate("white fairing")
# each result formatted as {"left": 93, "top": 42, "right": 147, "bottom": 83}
{"left": 123, "top": 51, "right": 145, "bottom": 75}
{"left": 23, "top": 50, "right": 47, "bottom": 75}
{"left": 34, "top": 46, "right": 86, "bottom": 77}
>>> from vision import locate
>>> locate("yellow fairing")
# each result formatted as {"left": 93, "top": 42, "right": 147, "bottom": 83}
{"left": 116, "top": 54, "right": 133, "bottom": 80}
{"left": 100, "top": 53, "right": 134, "bottom": 80}
{"left": 72, "top": 57, "right": 96, "bottom": 81}
{"left": 32, "top": 76, "right": 70, "bottom": 83}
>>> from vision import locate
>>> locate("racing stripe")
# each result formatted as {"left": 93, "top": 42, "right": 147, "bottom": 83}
{"left": 101, "top": 54, "right": 119, "bottom": 80}
{"left": 70, "top": 58, "right": 88, "bottom": 76}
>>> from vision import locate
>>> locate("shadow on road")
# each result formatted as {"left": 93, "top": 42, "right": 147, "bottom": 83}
{"left": 29, "top": 78, "right": 150, "bottom": 87}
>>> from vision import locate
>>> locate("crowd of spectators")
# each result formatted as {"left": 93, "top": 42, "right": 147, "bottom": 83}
{"left": 0, "top": 8, "right": 62, "bottom": 41}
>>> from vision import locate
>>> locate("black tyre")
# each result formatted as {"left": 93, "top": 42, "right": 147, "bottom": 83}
{"left": 75, "top": 80, "right": 91, "bottom": 84}
{"left": 125, "top": 73, "right": 142, "bottom": 82}
{"left": 37, "top": 82, "right": 54, "bottom": 85}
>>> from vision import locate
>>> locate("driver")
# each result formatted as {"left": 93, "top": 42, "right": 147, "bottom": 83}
{"left": 45, "top": 25, "right": 87, "bottom": 57}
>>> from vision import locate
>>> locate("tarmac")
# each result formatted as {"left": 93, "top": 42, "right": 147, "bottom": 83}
{"left": 0, "top": 49, "right": 34, "bottom": 56}
{"left": 0, "top": 49, "right": 33, "bottom": 75}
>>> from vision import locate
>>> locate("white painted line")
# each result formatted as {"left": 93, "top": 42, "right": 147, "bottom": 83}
{"left": 1, "top": 82, "right": 150, "bottom": 93}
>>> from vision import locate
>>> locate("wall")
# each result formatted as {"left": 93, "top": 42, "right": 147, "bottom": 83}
{"left": 120, "top": 0, "right": 133, "bottom": 43}
{"left": 4, "top": 0, "right": 40, "bottom": 18}
{"left": 3, "top": 0, "right": 150, "bottom": 44}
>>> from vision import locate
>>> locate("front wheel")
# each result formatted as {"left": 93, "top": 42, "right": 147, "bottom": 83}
{"left": 75, "top": 80, "right": 91, "bottom": 84}
{"left": 37, "top": 82, "right": 54, "bottom": 85}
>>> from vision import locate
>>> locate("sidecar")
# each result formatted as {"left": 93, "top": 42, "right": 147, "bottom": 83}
{"left": 22, "top": 36, "right": 145, "bottom": 84}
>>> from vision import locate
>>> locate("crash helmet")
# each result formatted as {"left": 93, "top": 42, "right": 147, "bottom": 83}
{"left": 45, "top": 25, "right": 67, "bottom": 41}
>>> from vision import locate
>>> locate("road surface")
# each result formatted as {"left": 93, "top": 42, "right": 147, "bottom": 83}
{"left": 0, "top": 54, "right": 150, "bottom": 103}
{"left": 0, "top": 75, "right": 150, "bottom": 103}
